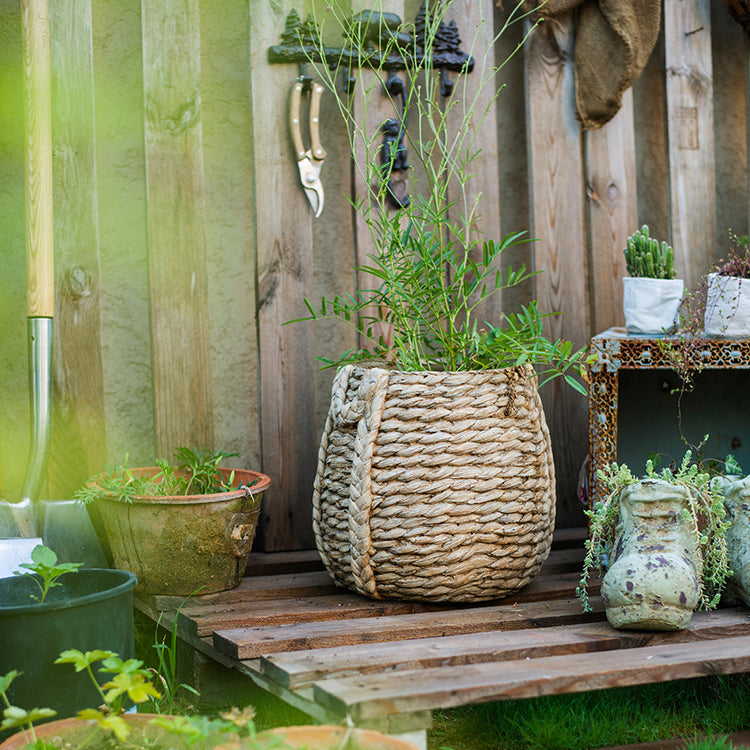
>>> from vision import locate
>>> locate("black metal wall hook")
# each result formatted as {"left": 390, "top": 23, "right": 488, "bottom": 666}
{"left": 268, "top": 4, "right": 475, "bottom": 210}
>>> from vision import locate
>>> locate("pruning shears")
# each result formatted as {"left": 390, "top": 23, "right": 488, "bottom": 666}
{"left": 289, "top": 77, "right": 326, "bottom": 218}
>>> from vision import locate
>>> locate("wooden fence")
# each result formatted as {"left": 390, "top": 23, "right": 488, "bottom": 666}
{"left": 0, "top": 0, "right": 747, "bottom": 550}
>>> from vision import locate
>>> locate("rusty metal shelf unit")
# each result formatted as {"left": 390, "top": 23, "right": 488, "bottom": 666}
{"left": 588, "top": 327, "right": 750, "bottom": 509}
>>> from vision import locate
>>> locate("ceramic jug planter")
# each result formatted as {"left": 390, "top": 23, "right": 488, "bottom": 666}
{"left": 622, "top": 277, "right": 684, "bottom": 335}
{"left": 718, "top": 476, "right": 750, "bottom": 606}
{"left": 601, "top": 479, "right": 701, "bottom": 630}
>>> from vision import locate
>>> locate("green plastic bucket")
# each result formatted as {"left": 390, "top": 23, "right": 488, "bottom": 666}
{"left": 0, "top": 568, "right": 137, "bottom": 732}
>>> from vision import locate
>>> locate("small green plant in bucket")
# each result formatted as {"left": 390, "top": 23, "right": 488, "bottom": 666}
{"left": 13, "top": 545, "right": 82, "bottom": 604}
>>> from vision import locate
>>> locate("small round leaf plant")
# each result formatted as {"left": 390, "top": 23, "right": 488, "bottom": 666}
{"left": 577, "top": 451, "right": 732, "bottom": 614}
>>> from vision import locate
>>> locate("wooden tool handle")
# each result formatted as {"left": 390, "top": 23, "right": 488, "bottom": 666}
{"left": 308, "top": 83, "right": 327, "bottom": 161}
{"left": 289, "top": 82, "right": 306, "bottom": 161}
{"left": 22, "top": 0, "right": 54, "bottom": 318}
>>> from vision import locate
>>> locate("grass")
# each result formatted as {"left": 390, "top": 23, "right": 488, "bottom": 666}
{"left": 428, "top": 675, "right": 750, "bottom": 749}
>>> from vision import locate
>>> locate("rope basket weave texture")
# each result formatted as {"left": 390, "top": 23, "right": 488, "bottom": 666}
{"left": 312, "top": 364, "right": 557, "bottom": 602}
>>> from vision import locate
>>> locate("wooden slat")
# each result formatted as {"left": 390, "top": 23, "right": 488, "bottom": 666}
{"left": 585, "top": 90, "right": 637, "bottom": 335}
{"left": 262, "top": 608, "right": 750, "bottom": 689}
{"left": 664, "top": 0, "right": 716, "bottom": 286}
{"left": 48, "top": 0, "right": 107, "bottom": 496}
{"left": 313, "top": 634, "right": 750, "bottom": 721}
{"left": 250, "top": 1, "right": 317, "bottom": 550}
{"left": 178, "top": 569, "right": 591, "bottom": 637}
{"left": 142, "top": 0, "right": 213, "bottom": 453}
{"left": 525, "top": 15, "right": 589, "bottom": 523}
{"left": 212, "top": 596, "right": 605, "bottom": 659}
{"left": 179, "top": 593, "right": 440, "bottom": 638}
{"left": 245, "top": 549, "right": 324, "bottom": 576}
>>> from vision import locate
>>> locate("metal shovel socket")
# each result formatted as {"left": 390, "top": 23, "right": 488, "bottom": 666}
{"left": 12, "top": 317, "right": 53, "bottom": 536}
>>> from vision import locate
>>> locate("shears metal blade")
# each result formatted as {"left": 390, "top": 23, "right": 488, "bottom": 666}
{"left": 290, "top": 79, "right": 326, "bottom": 218}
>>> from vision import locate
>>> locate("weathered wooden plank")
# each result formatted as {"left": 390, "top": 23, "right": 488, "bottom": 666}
{"left": 313, "top": 634, "right": 750, "bottom": 721}
{"left": 199, "top": 0, "right": 260, "bottom": 467}
{"left": 245, "top": 549, "right": 324, "bottom": 576}
{"left": 142, "top": 0, "right": 213, "bottom": 454}
{"left": 710, "top": 2, "right": 749, "bottom": 248}
{"left": 213, "top": 596, "right": 605, "bottom": 659}
{"left": 444, "top": 0, "right": 503, "bottom": 325}
{"left": 249, "top": 1, "right": 317, "bottom": 550}
{"left": 90, "top": 0, "right": 154, "bottom": 464}
{"left": 179, "top": 593, "right": 438, "bottom": 638}
{"left": 585, "top": 91, "right": 637, "bottom": 335}
{"left": 48, "top": 0, "right": 107, "bottom": 496}
{"left": 525, "top": 15, "right": 589, "bottom": 525}
{"left": 261, "top": 608, "right": 750, "bottom": 689}
{"left": 664, "top": 0, "right": 716, "bottom": 286}
{"left": 177, "top": 569, "right": 591, "bottom": 637}
{"left": 138, "top": 569, "right": 338, "bottom": 613}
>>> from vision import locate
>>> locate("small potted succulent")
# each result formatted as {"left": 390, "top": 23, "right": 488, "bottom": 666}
{"left": 75, "top": 448, "right": 270, "bottom": 596}
{"left": 622, "top": 225, "right": 684, "bottom": 335}
{"left": 577, "top": 451, "right": 731, "bottom": 631}
{"left": 703, "top": 232, "right": 750, "bottom": 337}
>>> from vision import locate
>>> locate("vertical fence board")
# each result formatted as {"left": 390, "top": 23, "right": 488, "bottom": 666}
{"left": 142, "top": 0, "right": 213, "bottom": 456}
{"left": 664, "top": 0, "right": 716, "bottom": 285}
{"left": 444, "top": 0, "right": 503, "bottom": 325}
{"left": 711, "top": 3, "right": 749, "bottom": 248}
{"left": 48, "top": 0, "right": 106, "bottom": 497}
{"left": 525, "top": 17, "right": 589, "bottom": 525}
{"left": 199, "top": 0, "right": 259, "bottom": 468}
{"left": 585, "top": 91, "right": 637, "bottom": 335}
{"left": 250, "top": 2, "right": 317, "bottom": 550}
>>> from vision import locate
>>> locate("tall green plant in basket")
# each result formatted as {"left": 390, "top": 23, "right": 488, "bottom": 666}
{"left": 288, "top": 0, "right": 589, "bottom": 605}
{"left": 289, "top": 0, "right": 591, "bottom": 390}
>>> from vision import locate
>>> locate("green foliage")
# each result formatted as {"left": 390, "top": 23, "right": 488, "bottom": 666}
{"left": 624, "top": 225, "right": 676, "bottom": 279}
{"left": 13, "top": 545, "right": 82, "bottom": 604}
{"left": 288, "top": 2, "right": 591, "bottom": 392}
{"left": 74, "top": 447, "right": 248, "bottom": 505}
{"left": 577, "top": 451, "right": 732, "bottom": 613}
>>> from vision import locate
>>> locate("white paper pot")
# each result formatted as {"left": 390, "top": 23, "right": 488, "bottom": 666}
{"left": 704, "top": 273, "right": 750, "bottom": 337}
{"left": 622, "top": 277, "right": 684, "bottom": 335}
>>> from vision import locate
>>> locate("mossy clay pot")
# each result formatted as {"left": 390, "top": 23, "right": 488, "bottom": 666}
{"left": 601, "top": 479, "right": 701, "bottom": 631}
{"left": 718, "top": 475, "right": 750, "bottom": 606}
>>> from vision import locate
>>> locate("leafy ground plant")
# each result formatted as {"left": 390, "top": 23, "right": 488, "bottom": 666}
{"left": 13, "top": 545, "right": 82, "bottom": 604}
{"left": 0, "top": 650, "right": 267, "bottom": 750}
{"left": 74, "top": 447, "right": 247, "bottom": 504}
{"left": 577, "top": 451, "right": 732, "bottom": 613}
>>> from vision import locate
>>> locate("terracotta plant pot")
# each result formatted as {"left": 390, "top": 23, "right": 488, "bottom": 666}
{"left": 601, "top": 479, "right": 701, "bottom": 631}
{"left": 257, "top": 725, "right": 420, "bottom": 750}
{"left": 88, "top": 468, "right": 270, "bottom": 595}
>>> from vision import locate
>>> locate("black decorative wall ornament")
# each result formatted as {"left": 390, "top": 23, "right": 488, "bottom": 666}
{"left": 269, "top": 3, "right": 474, "bottom": 210}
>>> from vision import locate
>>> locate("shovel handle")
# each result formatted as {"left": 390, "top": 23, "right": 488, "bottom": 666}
{"left": 22, "top": 0, "right": 54, "bottom": 318}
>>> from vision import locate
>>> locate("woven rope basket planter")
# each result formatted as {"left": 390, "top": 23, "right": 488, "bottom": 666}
{"left": 312, "top": 364, "right": 557, "bottom": 602}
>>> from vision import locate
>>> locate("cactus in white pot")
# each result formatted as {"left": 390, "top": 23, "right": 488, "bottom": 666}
{"left": 622, "top": 226, "right": 684, "bottom": 336}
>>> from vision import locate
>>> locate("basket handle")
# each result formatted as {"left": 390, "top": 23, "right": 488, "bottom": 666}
{"left": 330, "top": 366, "right": 390, "bottom": 427}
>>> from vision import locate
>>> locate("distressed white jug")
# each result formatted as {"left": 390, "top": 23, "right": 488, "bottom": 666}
{"left": 716, "top": 475, "right": 750, "bottom": 606}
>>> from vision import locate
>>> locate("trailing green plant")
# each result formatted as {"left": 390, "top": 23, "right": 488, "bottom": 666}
{"left": 12, "top": 545, "right": 82, "bottom": 604}
{"left": 287, "top": 1, "right": 592, "bottom": 394}
{"left": 624, "top": 225, "right": 676, "bottom": 279}
{"left": 577, "top": 450, "right": 732, "bottom": 613}
{"left": 74, "top": 447, "right": 251, "bottom": 505}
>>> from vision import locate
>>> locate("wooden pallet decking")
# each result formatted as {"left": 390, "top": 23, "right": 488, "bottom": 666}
{"left": 133, "top": 529, "right": 750, "bottom": 745}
